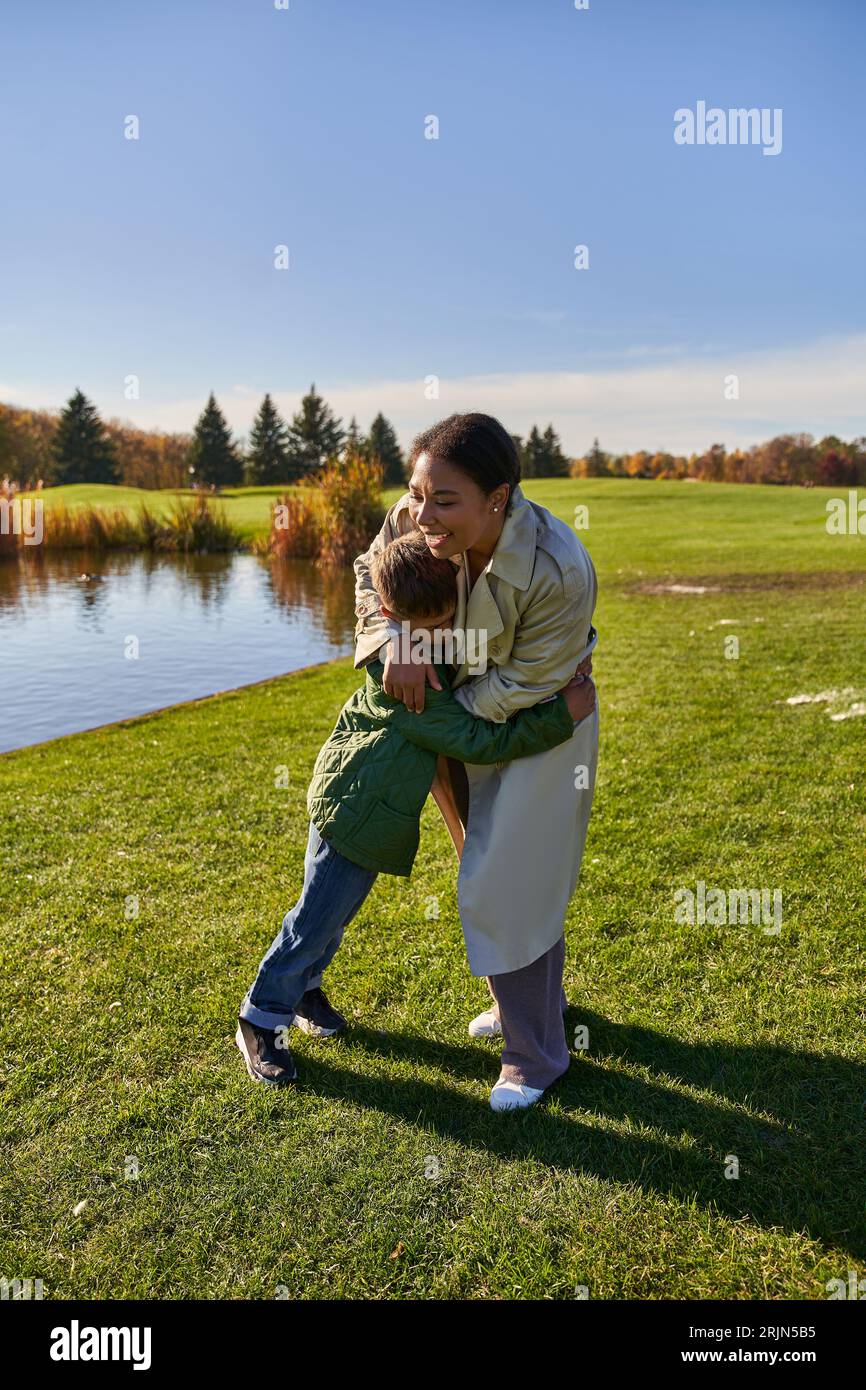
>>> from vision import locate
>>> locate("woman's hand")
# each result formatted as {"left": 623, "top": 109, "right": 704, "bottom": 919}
{"left": 560, "top": 674, "right": 596, "bottom": 723}
{"left": 382, "top": 656, "right": 442, "bottom": 713}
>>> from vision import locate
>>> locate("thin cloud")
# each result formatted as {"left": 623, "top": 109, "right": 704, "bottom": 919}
{"left": 7, "top": 333, "right": 865, "bottom": 456}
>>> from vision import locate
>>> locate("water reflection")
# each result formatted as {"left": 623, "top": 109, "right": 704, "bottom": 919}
{"left": 263, "top": 556, "right": 356, "bottom": 646}
{"left": 0, "top": 552, "right": 358, "bottom": 753}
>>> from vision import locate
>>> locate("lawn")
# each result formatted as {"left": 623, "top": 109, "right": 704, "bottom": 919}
{"left": 1, "top": 479, "right": 864, "bottom": 1299}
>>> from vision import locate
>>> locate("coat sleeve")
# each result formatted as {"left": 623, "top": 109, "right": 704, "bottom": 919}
{"left": 390, "top": 683, "right": 575, "bottom": 764}
{"left": 352, "top": 495, "right": 412, "bottom": 669}
{"left": 453, "top": 564, "right": 595, "bottom": 723}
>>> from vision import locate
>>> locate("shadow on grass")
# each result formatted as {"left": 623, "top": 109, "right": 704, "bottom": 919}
{"left": 280, "top": 1011, "right": 866, "bottom": 1263}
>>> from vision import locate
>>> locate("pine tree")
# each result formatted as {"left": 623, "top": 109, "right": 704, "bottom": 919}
{"left": 189, "top": 393, "right": 242, "bottom": 488}
{"left": 521, "top": 425, "right": 546, "bottom": 478}
{"left": 541, "top": 424, "right": 570, "bottom": 477}
{"left": 510, "top": 434, "right": 525, "bottom": 476}
{"left": 53, "top": 389, "right": 118, "bottom": 485}
{"left": 344, "top": 416, "right": 363, "bottom": 455}
{"left": 584, "top": 437, "right": 609, "bottom": 477}
{"left": 246, "top": 394, "right": 289, "bottom": 485}
{"left": 364, "top": 412, "right": 405, "bottom": 486}
{"left": 285, "top": 383, "right": 345, "bottom": 478}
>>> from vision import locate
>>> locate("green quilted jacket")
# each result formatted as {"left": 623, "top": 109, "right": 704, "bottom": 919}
{"left": 306, "top": 658, "right": 576, "bottom": 876}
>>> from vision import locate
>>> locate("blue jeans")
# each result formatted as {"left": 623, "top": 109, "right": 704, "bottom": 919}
{"left": 239, "top": 821, "right": 379, "bottom": 1030}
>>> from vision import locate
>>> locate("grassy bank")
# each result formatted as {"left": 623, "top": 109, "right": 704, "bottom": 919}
{"left": 30, "top": 475, "right": 866, "bottom": 567}
{"left": 29, "top": 484, "right": 286, "bottom": 550}
{"left": 1, "top": 481, "right": 865, "bottom": 1298}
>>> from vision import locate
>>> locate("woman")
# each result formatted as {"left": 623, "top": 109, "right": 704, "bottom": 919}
{"left": 353, "top": 413, "right": 599, "bottom": 1111}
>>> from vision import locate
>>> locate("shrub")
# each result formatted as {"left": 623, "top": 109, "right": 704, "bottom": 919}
{"left": 258, "top": 490, "right": 321, "bottom": 560}
{"left": 317, "top": 453, "right": 385, "bottom": 567}
{"left": 160, "top": 495, "right": 239, "bottom": 552}
{"left": 258, "top": 453, "right": 385, "bottom": 567}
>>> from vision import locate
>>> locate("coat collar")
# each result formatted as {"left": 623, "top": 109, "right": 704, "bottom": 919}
{"left": 480, "top": 483, "right": 537, "bottom": 591}
{"left": 450, "top": 484, "right": 538, "bottom": 679}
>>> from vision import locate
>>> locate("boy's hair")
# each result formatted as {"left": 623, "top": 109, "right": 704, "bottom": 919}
{"left": 370, "top": 531, "right": 458, "bottom": 620}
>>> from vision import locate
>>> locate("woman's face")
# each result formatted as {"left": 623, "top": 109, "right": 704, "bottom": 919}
{"left": 407, "top": 452, "right": 508, "bottom": 559}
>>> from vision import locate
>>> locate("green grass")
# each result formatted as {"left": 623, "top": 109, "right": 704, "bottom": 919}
{"left": 37, "top": 475, "right": 865, "bottom": 566}
{"left": 1, "top": 479, "right": 865, "bottom": 1299}
{"left": 37, "top": 484, "right": 298, "bottom": 546}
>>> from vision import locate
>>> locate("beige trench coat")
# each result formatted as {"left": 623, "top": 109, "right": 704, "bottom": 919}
{"left": 353, "top": 483, "right": 599, "bottom": 975}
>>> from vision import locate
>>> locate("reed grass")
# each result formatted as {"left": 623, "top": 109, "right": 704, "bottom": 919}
{"left": 317, "top": 453, "right": 386, "bottom": 567}
{"left": 0, "top": 494, "right": 243, "bottom": 555}
{"left": 257, "top": 453, "right": 386, "bottom": 566}
{"left": 257, "top": 489, "right": 321, "bottom": 560}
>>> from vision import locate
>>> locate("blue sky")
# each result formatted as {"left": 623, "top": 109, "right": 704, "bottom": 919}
{"left": 2, "top": 0, "right": 864, "bottom": 454}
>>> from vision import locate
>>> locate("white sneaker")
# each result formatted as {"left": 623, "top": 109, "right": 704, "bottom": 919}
{"left": 468, "top": 1009, "right": 502, "bottom": 1038}
{"left": 489, "top": 1080, "right": 545, "bottom": 1112}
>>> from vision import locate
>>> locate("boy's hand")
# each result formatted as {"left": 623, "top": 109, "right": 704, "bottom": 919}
{"left": 572, "top": 654, "right": 593, "bottom": 683}
{"left": 383, "top": 655, "right": 442, "bottom": 712}
{"left": 561, "top": 675, "right": 596, "bottom": 723}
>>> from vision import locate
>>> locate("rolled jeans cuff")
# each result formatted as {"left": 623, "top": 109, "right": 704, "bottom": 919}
{"left": 239, "top": 991, "right": 296, "bottom": 1032}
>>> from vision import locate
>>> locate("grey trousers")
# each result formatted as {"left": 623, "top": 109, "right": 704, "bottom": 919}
{"left": 487, "top": 936, "right": 570, "bottom": 1089}
{"left": 432, "top": 754, "right": 572, "bottom": 1092}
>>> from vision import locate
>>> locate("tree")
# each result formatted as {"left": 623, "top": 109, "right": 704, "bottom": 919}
{"left": 53, "top": 389, "right": 118, "bottom": 485}
{"left": 540, "top": 424, "right": 570, "bottom": 477}
{"left": 583, "top": 438, "right": 609, "bottom": 477}
{"left": 628, "top": 450, "right": 656, "bottom": 478}
{"left": 521, "top": 425, "right": 546, "bottom": 478}
{"left": 364, "top": 412, "right": 405, "bottom": 486}
{"left": 188, "top": 393, "right": 243, "bottom": 488}
{"left": 649, "top": 452, "right": 674, "bottom": 479}
{"left": 107, "top": 421, "right": 192, "bottom": 489}
{"left": 285, "top": 383, "right": 345, "bottom": 478}
{"left": 818, "top": 450, "right": 857, "bottom": 486}
{"left": 246, "top": 394, "right": 289, "bottom": 485}
{"left": 693, "top": 442, "right": 727, "bottom": 482}
{"left": 344, "top": 416, "right": 363, "bottom": 455}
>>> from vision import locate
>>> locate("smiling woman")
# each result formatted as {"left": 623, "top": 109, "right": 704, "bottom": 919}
{"left": 351, "top": 412, "right": 599, "bottom": 1112}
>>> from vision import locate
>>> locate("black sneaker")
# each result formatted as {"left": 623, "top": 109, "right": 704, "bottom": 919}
{"left": 292, "top": 986, "right": 347, "bottom": 1037}
{"left": 235, "top": 1017, "right": 298, "bottom": 1085}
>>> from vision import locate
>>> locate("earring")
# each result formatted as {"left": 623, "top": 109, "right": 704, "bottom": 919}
{"left": 492, "top": 507, "right": 498, "bottom": 512}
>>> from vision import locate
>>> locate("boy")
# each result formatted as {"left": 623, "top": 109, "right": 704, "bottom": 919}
{"left": 236, "top": 532, "right": 595, "bottom": 1085}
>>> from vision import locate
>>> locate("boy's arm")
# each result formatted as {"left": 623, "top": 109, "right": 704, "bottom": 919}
{"left": 386, "top": 677, "right": 576, "bottom": 764}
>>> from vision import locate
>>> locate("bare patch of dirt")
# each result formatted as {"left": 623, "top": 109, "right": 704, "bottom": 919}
{"left": 631, "top": 570, "right": 866, "bottom": 595}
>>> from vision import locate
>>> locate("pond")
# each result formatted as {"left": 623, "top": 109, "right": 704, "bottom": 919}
{"left": 0, "top": 553, "right": 358, "bottom": 754}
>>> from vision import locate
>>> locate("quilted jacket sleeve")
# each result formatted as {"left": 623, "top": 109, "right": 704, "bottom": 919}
{"left": 389, "top": 681, "right": 575, "bottom": 764}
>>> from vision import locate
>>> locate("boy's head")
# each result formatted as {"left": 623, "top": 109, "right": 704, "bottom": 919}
{"left": 370, "top": 531, "right": 457, "bottom": 632}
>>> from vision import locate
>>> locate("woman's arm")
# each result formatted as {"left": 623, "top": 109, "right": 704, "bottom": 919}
{"left": 454, "top": 565, "right": 597, "bottom": 723}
